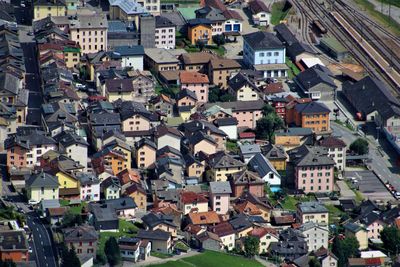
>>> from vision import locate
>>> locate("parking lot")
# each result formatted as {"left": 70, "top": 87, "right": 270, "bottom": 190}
{"left": 345, "top": 170, "right": 395, "bottom": 202}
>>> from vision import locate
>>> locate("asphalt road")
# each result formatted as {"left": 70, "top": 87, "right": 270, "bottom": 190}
{"left": 332, "top": 122, "right": 400, "bottom": 192}
{"left": 21, "top": 42, "right": 43, "bottom": 125}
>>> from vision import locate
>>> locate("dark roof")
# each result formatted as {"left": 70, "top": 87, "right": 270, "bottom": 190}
{"left": 214, "top": 117, "right": 238, "bottom": 126}
{"left": 26, "top": 171, "right": 59, "bottom": 188}
{"left": 343, "top": 76, "right": 400, "bottom": 121}
{"left": 104, "top": 196, "right": 137, "bottom": 210}
{"left": 115, "top": 100, "right": 158, "bottom": 121}
{"left": 248, "top": 0, "right": 270, "bottom": 14}
{"left": 195, "top": 6, "right": 226, "bottom": 22}
{"left": 262, "top": 144, "right": 287, "bottom": 160}
{"left": 287, "top": 42, "right": 315, "bottom": 58}
{"left": 157, "top": 145, "right": 182, "bottom": 158}
{"left": 136, "top": 229, "right": 171, "bottom": 241}
{"left": 113, "top": 45, "right": 144, "bottom": 56}
{"left": 208, "top": 151, "right": 244, "bottom": 168}
{"left": 187, "top": 18, "right": 212, "bottom": 27}
{"left": 228, "top": 72, "right": 258, "bottom": 92}
{"left": 288, "top": 145, "right": 335, "bottom": 167}
{"left": 54, "top": 131, "right": 89, "bottom": 148}
{"left": 295, "top": 65, "right": 336, "bottom": 89}
{"left": 176, "top": 88, "right": 197, "bottom": 101}
{"left": 229, "top": 214, "right": 253, "bottom": 231}
{"left": 63, "top": 225, "right": 98, "bottom": 242}
{"left": 295, "top": 101, "right": 330, "bottom": 114}
{"left": 155, "top": 16, "right": 176, "bottom": 28}
{"left": 142, "top": 212, "right": 176, "bottom": 228}
{"left": 188, "top": 131, "right": 216, "bottom": 146}
{"left": 274, "top": 23, "right": 298, "bottom": 46}
{"left": 135, "top": 138, "right": 157, "bottom": 150}
{"left": 319, "top": 136, "right": 346, "bottom": 148}
{"left": 0, "top": 230, "right": 28, "bottom": 251}
{"left": 243, "top": 31, "right": 284, "bottom": 50}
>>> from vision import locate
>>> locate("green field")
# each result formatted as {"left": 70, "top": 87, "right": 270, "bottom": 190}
{"left": 98, "top": 220, "right": 139, "bottom": 255}
{"left": 377, "top": 0, "right": 400, "bottom": 8}
{"left": 270, "top": 1, "right": 290, "bottom": 25}
{"left": 149, "top": 251, "right": 264, "bottom": 267}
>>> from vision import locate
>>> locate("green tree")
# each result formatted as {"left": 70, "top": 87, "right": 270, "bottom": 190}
{"left": 95, "top": 252, "right": 107, "bottom": 265}
{"left": 262, "top": 104, "right": 275, "bottom": 116}
{"left": 61, "top": 244, "right": 81, "bottom": 267}
{"left": 212, "top": 34, "right": 226, "bottom": 47}
{"left": 0, "top": 259, "right": 16, "bottom": 267}
{"left": 104, "top": 236, "right": 121, "bottom": 266}
{"left": 332, "top": 236, "right": 359, "bottom": 267}
{"left": 381, "top": 226, "right": 400, "bottom": 254}
{"left": 255, "top": 113, "right": 284, "bottom": 143}
{"left": 208, "top": 87, "right": 219, "bottom": 102}
{"left": 196, "top": 40, "right": 206, "bottom": 51}
{"left": 244, "top": 236, "right": 259, "bottom": 258}
{"left": 219, "top": 93, "right": 235, "bottom": 102}
{"left": 61, "top": 211, "right": 83, "bottom": 228}
{"left": 309, "top": 257, "right": 321, "bottom": 267}
{"left": 350, "top": 138, "right": 369, "bottom": 155}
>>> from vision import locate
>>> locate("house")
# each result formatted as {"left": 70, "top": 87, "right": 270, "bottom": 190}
{"left": 248, "top": 0, "right": 271, "bottom": 26}
{"left": 261, "top": 144, "right": 287, "bottom": 171}
{"left": 0, "top": 230, "right": 29, "bottom": 262}
{"left": 155, "top": 16, "right": 175, "bottom": 49}
{"left": 124, "top": 183, "right": 147, "bottom": 211}
{"left": 113, "top": 45, "right": 144, "bottom": 70}
{"left": 135, "top": 138, "right": 157, "bottom": 169}
{"left": 187, "top": 18, "right": 213, "bottom": 45}
{"left": 56, "top": 170, "right": 80, "bottom": 200}
{"left": 344, "top": 223, "right": 368, "bottom": 250}
{"left": 229, "top": 214, "right": 253, "bottom": 238}
{"left": 154, "top": 124, "right": 182, "bottom": 151}
{"left": 207, "top": 151, "right": 244, "bottom": 182}
{"left": 269, "top": 238, "right": 308, "bottom": 261}
{"left": 180, "top": 52, "right": 217, "bottom": 72}
{"left": 274, "top": 23, "right": 299, "bottom": 47}
{"left": 188, "top": 211, "right": 221, "bottom": 226}
{"left": 297, "top": 202, "right": 329, "bottom": 225}
{"left": 63, "top": 225, "right": 98, "bottom": 257}
{"left": 249, "top": 227, "right": 278, "bottom": 254}
{"left": 208, "top": 58, "right": 241, "bottom": 89}
{"left": 91, "top": 146, "right": 128, "bottom": 176}
{"left": 136, "top": 229, "right": 172, "bottom": 254}
{"left": 275, "top": 127, "right": 314, "bottom": 151}
{"left": 299, "top": 222, "right": 329, "bottom": 252}
{"left": 104, "top": 196, "right": 137, "bottom": 218}
{"left": 195, "top": 6, "right": 226, "bottom": 36}
{"left": 248, "top": 153, "right": 281, "bottom": 192}
{"left": 228, "top": 72, "right": 260, "bottom": 101}
{"left": 292, "top": 101, "right": 331, "bottom": 134}
{"left": 69, "top": 14, "right": 108, "bottom": 54}
{"left": 180, "top": 71, "right": 210, "bottom": 104}
{"left": 318, "top": 136, "right": 346, "bottom": 171}
{"left": 203, "top": 100, "right": 264, "bottom": 129}
{"left": 89, "top": 202, "right": 119, "bottom": 231}
{"left": 208, "top": 222, "right": 235, "bottom": 250}
{"left": 118, "top": 237, "right": 151, "bottom": 262}
{"left": 149, "top": 94, "right": 175, "bottom": 117}
{"left": 294, "top": 65, "right": 337, "bottom": 100}
{"left": 142, "top": 212, "right": 178, "bottom": 237}
{"left": 243, "top": 31, "right": 288, "bottom": 78}
{"left": 176, "top": 89, "right": 198, "bottom": 108}
{"left": 188, "top": 131, "right": 217, "bottom": 155}
{"left": 196, "top": 231, "right": 223, "bottom": 251}
{"left": 179, "top": 191, "right": 208, "bottom": 215}
{"left": 184, "top": 154, "right": 206, "bottom": 179}
{"left": 287, "top": 42, "right": 316, "bottom": 62}
{"left": 33, "top": 0, "right": 66, "bottom": 21}
{"left": 230, "top": 170, "right": 264, "bottom": 198}
{"left": 356, "top": 212, "right": 385, "bottom": 240}
{"left": 144, "top": 48, "right": 183, "bottom": 72}
{"left": 77, "top": 173, "right": 100, "bottom": 202}
{"left": 209, "top": 181, "right": 231, "bottom": 214}
{"left": 213, "top": 117, "right": 238, "bottom": 140}
{"left": 108, "top": 0, "right": 147, "bottom": 22}
{"left": 154, "top": 156, "right": 185, "bottom": 187}
{"left": 239, "top": 143, "right": 261, "bottom": 163}
{"left": 101, "top": 176, "right": 121, "bottom": 200}
{"left": 55, "top": 131, "right": 89, "bottom": 170}
{"left": 342, "top": 76, "right": 400, "bottom": 128}
{"left": 116, "top": 100, "right": 158, "bottom": 133}
{"left": 26, "top": 171, "right": 59, "bottom": 202}
{"left": 289, "top": 145, "right": 335, "bottom": 193}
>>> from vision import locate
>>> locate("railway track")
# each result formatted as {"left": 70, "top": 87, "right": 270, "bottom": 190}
{"left": 293, "top": 0, "right": 400, "bottom": 93}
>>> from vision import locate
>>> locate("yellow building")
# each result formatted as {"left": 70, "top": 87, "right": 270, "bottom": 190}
{"left": 63, "top": 46, "right": 80, "bottom": 69}
{"left": 56, "top": 171, "right": 79, "bottom": 189}
{"left": 26, "top": 171, "right": 60, "bottom": 202}
{"left": 207, "top": 152, "right": 244, "bottom": 182}
{"left": 125, "top": 183, "right": 147, "bottom": 211}
{"left": 344, "top": 223, "right": 368, "bottom": 250}
{"left": 104, "top": 139, "right": 132, "bottom": 172}
{"left": 263, "top": 144, "right": 287, "bottom": 171}
{"left": 187, "top": 19, "right": 213, "bottom": 45}
{"left": 34, "top": 0, "right": 66, "bottom": 21}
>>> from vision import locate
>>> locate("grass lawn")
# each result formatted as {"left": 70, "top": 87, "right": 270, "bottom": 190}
{"left": 286, "top": 57, "right": 300, "bottom": 79}
{"left": 226, "top": 140, "right": 239, "bottom": 153}
{"left": 270, "top": 1, "right": 290, "bottom": 25}
{"left": 334, "top": 119, "right": 355, "bottom": 132}
{"left": 59, "top": 200, "right": 87, "bottom": 214}
{"left": 98, "top": 220, "right": 139, "bottom": 255}
{"left": 378, "top": 0, "right": 400, "bottom": 8}
{"left": 325, "top": 204, "right": 345, "bottom": 224}
{"left": 151, "top": 252, "right": 173, "bottom": 259}
{"left": 149, "top": 251, "right": 264, "bottom": 267}
{"left": 280, "top": 195, "right": 316, "bottom": 210}
{"left": 354, "top": 0, "right": 400, "bottom": 36}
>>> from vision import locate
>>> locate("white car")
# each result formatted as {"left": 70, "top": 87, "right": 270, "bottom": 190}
{"left": 28, "top": 199, "right": 39, "bottom": 205}
{"left": 75, "top": 83, "right": 86, "bottom": 89}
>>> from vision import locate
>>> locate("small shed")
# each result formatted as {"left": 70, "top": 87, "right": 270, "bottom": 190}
{"left": 319, "top": 37, "right": 349, "bottom": 61}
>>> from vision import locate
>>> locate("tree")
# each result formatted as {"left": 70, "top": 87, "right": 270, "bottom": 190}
{"left": 61, "top": 211, "right": 83, "bottom": 228}
{"left": 212, "top": 34, "right": 225, "bottom": 47}
{"left": 208, "top": 87, "right": 219, "bottom": 102}
{"left": 255, "top": 113, "right": 284, "bottom": 143}
{"left": 61, "top": 244, "right": 81, "bottom": 267}
{"left": 262, "top": 104, "right": 275, "bottom": 116}
{"left": 350, "top": 138, "right": 369, "bottom": 155}
{"left": 104, "top": 236, "right": 121, "bottom": 266}
{"left": 244, "top": 236, "right": 259, "bottom": 258}
{"left": 0, "top": 259, "right": 16, "bottom": 267}
{"left": 196, "top": 40, "right": 206, "bottom": 51}
{"left": 308, "top": 257, "right": 321, "bottom": 267}
{"left": 332, "top": 236, "right": 359, "bottom": 267}
{"left": 219, "top": 93, "right": 235, "bottom": 102}
{"left": 381, "top": 226, "right": 400, "bottom": 254}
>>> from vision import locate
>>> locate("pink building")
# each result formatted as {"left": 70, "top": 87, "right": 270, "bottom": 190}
{"left": 180, "top": 71, "right": 209, "bottom": 103}
{"left": 209, "top": 181, "right": 232, "bottom": 215}
{"left": 289, "top": 145, "right": 335, "bottom": 193}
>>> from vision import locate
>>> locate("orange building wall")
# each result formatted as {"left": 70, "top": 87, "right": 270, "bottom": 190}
{"left": 188, "top": 25, "right": 212, "bottom": 45}
{"left": 0, "top": 251, "right": 29, "bottom": 262}
{"left": 7, "top": 146, "right": 27, "bottom": 171}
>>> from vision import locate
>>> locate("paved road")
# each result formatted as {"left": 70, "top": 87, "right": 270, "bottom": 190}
{"left": 21, "top": 42, "right": 43, "bottom": 126}
{"left": 332, "top": 122, "right": 400, "bottom": 192}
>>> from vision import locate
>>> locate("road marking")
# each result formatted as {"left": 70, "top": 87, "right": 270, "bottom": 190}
{"left": 39, "top": 234, "right": 41, "bottom": 238}
{"left": 32, "top": 221, "right": 35, "bottom": 225}
{"left": 41, "top": 241, "right": 43, "bottom": 245}
{"left": 44, "top": 256, "right": 46, "bottom": 260}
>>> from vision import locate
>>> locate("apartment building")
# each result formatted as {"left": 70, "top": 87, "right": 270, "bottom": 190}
{"left": 69, "top": 14, "right": 108, "bottom": 54}
{"left": 155, "top": 16, "right": 175, "bottom": 49}
{"left": 137, "top": 0, "right": 160, "bottom": 15}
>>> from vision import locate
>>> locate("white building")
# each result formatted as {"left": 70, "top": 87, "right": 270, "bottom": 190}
{"left": 248, "top": 153, "right": 281, "bottom": 192}
{"left": 57, "top": 132, "right": 89, "bottom": 170}
{"left": 248, "top": 0, "right": 271, "bottom": 26}
{"left": 319, "top": 136, "right": 347, "bottom": 171}
{"left": 155, "top": 16, "right": 175, "bottom": 49}
{"left": 137, "top": 0, "right": 160, "bottom": 15}
{"left": 113, "top": 45, "right": 144, "bottom": 70}
{"left": 299, "top": 222, "right": 329, "bottom": 252}
{"left": 77, "top": 173, "right": 100, "bottom": 202}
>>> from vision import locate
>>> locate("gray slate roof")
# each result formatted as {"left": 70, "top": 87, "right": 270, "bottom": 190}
{"left": 243, "top": 31, "right": 284, "bottom": 50}
{"left": 295, "top": 65, "right": 336, "bottom": 89}
{"left": 26, "top": 171, "right": 59, "bottom": 188}
{"left": 288, "top": 145, "right": 335, "bottom": 167}
{"left": 297, "top": 201, "right": 328, "bottom": 214}
{"left": 209, "top": 181, "right": 232, "bottom": 194}
{"left": 136, "top": 229, "right": 171, "bottom": 241}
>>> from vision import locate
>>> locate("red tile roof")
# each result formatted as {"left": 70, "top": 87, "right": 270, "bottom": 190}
{"left": 234, "top": 201, "right": 262, "bottom": 215}
{"left": 180, "top": 71, "right": 210, "bottom": 84}
{"left": 180, "top": 191, "right": 208, "bottom": 204}
{"left": 249, "top": 227, "right": 277, "bottom": 238}
{"left": 209, "top": 222, "right": 235, "bottom": 237}
{"left": 239, "top": 132, "right": 256, "bottom": 139}
{"left": 188, "top": 211, "right": 221, "bottom": 225}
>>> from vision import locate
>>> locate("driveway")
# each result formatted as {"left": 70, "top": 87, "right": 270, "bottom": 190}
{"left": 336, "top": 180, "right": 356, "bottom": 199}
